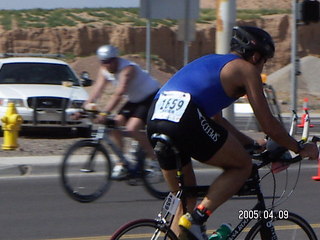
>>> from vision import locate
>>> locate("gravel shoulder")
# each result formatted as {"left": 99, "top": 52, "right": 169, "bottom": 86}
{"left": 0, "top": 128, "right": 265, "bottom": 157}
{"left": 0, "top": 128, "right": 85, "bottom": 157}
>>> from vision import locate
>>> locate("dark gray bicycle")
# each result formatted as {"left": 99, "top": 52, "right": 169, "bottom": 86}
{"left": 110, "top": 111, "right": 318, "bottom": 240}
{"left": 60, "top": 112, "right": 169, "bottom": 203}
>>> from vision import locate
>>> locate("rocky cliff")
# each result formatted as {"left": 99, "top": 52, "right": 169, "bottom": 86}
{"left": 0, "top": 14, "right": 319, "bottom": 75}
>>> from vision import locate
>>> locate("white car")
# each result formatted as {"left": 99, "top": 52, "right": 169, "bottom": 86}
{"left": 0, "top": 55, "right": 92, "bottom": 136}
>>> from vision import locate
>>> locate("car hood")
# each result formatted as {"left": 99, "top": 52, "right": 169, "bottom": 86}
{"left": 0, "top": 84, "right": 88, "bottom": 100}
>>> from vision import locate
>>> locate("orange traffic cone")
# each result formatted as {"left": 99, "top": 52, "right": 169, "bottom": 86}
{"left": 312, "top": 158, "right": 320, "bottom": 181}
{"left": 298, "top": 98, "right": 314, "bottom": 128}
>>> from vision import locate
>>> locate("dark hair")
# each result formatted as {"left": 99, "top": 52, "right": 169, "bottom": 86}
{"left": 230, "top": 26, "right": 275, "bottom": 60}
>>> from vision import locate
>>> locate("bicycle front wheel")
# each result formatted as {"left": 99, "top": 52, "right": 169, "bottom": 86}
{"left": 245, "top": 212, "right": 318, "bottom": 240}
{"left": 60, "top": 140, "right": 112, "bottom": 203}
{"left": 110, "top": 219, "right": 178, "bottom": 240}
{"left": 142, "top": 157, "right": 170, "bottom": 200}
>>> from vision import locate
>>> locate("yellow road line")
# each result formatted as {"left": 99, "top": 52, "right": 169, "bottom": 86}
{"left": 45, "top": 223, "right": 320, "bottom": 240}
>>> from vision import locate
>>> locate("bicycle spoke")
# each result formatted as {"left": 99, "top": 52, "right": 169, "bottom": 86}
{"left": 61, "top": 140, "right": 112, "bottom": 203}
{"left": 111, "top": 219, "right": 178, "bottom": 240}
{"left": 246, "top": 213, "right": 317, "bottom": 240}
{"left": 142, "top": 158, "right": 169, "bottom": 199}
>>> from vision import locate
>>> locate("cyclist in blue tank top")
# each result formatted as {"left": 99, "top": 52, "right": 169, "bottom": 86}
{"left": 147, "top": 26, "right": 318, "bottom": 240}
{"left": 156, "top": 53, "right": 240, "bottom": 117}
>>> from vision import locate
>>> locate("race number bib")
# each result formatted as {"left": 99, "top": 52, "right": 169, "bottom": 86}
{"left": 152, "top": 91, "right": 190, "bottom": 122}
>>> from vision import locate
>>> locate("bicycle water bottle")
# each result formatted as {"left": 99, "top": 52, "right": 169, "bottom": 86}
{"left": 209, "top": 223, "right": 232, "bottom": 240}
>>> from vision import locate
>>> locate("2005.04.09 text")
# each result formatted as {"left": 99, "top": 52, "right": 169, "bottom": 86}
{"left": 238, "top": 210, "right": 289, "bottom": 220}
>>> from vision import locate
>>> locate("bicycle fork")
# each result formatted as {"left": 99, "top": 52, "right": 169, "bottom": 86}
{"left": 228, "top": 169, "right": 278, "bottom": 240}
{"left": 226, "top": 205, "right": 277, "bottom": 240}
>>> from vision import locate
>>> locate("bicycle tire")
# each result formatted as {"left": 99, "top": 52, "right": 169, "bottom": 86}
{"left": 141, "top": 155, "right": 170, "bottom": 200}
{"left": 110, "top": 218, "right": 178, "bottom": 240}
{"left": 245, "top": 212, "right": 318, "bottom": 240}
{"left": 60, "top": 139, "right": 112, "bottom": 203}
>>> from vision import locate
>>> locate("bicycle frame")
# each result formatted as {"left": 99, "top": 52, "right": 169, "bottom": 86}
{"left": 92, "top": 125, "right": 145, "bottom": 177}
{"left": 226, "top": 165, "right": 276, "bottom": 240}
{"left": 157, "top": 162, "right": 278, "bottom": 239}
{"left": 110, "top": 110, "right": 318, "bottom": 240}
{"left": 153, "top": 110, "right": 314, "bottom": 240}
{"left": 61, "top": 112, "right": 169, "bottom": 203}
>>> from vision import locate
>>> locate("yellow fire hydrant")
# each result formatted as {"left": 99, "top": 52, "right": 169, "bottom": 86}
{"left": 1, "top": 102, "right": 23, "bottom": 150}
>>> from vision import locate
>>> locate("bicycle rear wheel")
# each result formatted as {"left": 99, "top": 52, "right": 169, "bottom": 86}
{"left": 245, "top": 212, "right": 318, "bottom": 240}
{"left": 60, "top": 140, "right": 112, "bottom": 203}
{"left": 142, "top": 157, "right": 170, "bottom": 199}
{"left": 110, "top": 219, "right": 178, "bottom": 240}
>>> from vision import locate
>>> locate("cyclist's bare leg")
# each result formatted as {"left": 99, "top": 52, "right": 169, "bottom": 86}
{"left": 200, "top": 132, "right": 252, "bottom": 212}
{"left": 161, "top": 162, "right": 197, "bottom": 236}
{"left": 112, "top": 114, "right": 127, "bottom": 166}
{"left": 126, "top": 117, "right": 156, "bottom": 159}
{"left": 112, "top": 115, "right": 156, "bottom": 163}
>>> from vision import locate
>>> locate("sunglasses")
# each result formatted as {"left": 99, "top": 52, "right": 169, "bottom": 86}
{"left": 101, "top": 58, "right": 116, "bottom": 64}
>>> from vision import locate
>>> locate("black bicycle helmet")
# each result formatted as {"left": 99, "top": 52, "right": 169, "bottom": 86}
{"left": 230, "top": 26, "right": 275, "bottom": 60}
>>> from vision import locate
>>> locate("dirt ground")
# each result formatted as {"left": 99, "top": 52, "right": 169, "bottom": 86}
{"left": 0, "top": 128, "right": 266, "bottom": 157}
{"left": 0, "top": 128, "right": 86, "bottom": 157}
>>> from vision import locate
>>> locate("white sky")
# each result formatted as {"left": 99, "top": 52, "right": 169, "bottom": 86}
{"left": 0, "top": 0, "right": 140, "bottom": 10}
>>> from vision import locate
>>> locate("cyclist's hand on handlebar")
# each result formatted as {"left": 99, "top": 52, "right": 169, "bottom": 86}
{"left": 299, "top": 142, "right": 319, "bottom": 160}
{"left": 94, "top": 112, "right": 108, "bottom": 124}
{"left": 245, "top": 139, "right": 266, "bottom": 154}
{"left": 71, "top": 111, "right": 83, "bottom": 120}
{"left": 83, "top": 102, "right": 98, "bottom": 112}
{"left": 256, "top": 138, "right": 267, "bottom": 152}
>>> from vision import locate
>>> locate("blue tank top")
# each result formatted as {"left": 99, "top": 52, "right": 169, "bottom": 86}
{"left": 156, "top": 54, "right": 240, "bottom": 117}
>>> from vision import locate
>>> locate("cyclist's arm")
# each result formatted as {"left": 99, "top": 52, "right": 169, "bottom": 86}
{"left": 85, "top": 67, "right": 108, "bottom": 105}
{"left": 220, "top": 58, "right": 318, "bottom": 159}
{"left": 241, "top": 63, "right": 311, "bottom": 155}
{"left": 102, "top": 65, "right": 135, "bottom": 113}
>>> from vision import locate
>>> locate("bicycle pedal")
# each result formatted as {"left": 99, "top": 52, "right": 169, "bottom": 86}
{"left": 127, "top": 178, "right": 143, "bottom": 186}
{"left": 111, "top": 175, "right": 128, "bottom": 181}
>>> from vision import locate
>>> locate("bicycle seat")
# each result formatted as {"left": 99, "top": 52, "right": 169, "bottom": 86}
{"left": 151, "top": 133, "right": 173, "bottom": 145}
{"left": 151, "top": 133, "right": 182, "bottom": 164}
{"left": 151, "top": 134, "right": 174, "bottom": 155}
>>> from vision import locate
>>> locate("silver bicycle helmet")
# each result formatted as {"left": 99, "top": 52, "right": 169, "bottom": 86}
{"left": 96, "top": 45, "right": 119, "bottom": 61}
{"left": 230, "top": 26, "right": 275, "bottom": 60}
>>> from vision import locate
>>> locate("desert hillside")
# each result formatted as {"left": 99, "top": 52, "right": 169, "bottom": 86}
{"left": 200, "top": 0, "right": 291, "bottom": 9}
{"left": 1, "top": 2, "right": 319, "bottom": 111}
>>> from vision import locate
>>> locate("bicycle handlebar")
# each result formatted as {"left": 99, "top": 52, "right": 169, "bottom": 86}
{"left": 72, "top": 109, "right": 116, "bottom": 128}
{"left": 251, "top": 110, "right": 319, "bottom": 169}
{"left": 251, "top": 150, "right": 302, "bottom": 168}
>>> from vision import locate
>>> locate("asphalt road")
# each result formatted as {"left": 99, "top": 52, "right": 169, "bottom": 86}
{"left": 0, "top": 162, "right": 319, "bottom": 240}
{"left": 0, "top": 114, "right": 320, "bottom": 239}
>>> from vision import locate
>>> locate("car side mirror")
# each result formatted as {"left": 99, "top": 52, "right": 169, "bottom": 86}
{"left": 80, "top": 71, "right": 93, "bottom": 87}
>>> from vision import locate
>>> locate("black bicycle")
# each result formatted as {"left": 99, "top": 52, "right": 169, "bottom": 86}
{"left": 60, "top": 112, "right": 169, "bottom": 203}
{"left": 110, "top": 111, "right": 318, "bottom": 240}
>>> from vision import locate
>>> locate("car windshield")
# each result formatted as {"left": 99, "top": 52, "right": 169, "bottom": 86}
{"left": 0, "top": 62, "right": 80, "bottom": 86}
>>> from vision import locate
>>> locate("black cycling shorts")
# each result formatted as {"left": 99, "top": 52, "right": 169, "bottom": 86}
{"left": 147, "top": 98, "right": 228, "bottom": 170}
{"left": 118, "top": 91, "right": 158, "bottom": 123}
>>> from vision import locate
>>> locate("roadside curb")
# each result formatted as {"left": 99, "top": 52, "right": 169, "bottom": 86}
{"left": 0, "top": 154, "right": 318, "bottom": 179}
